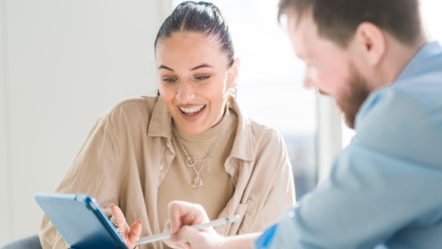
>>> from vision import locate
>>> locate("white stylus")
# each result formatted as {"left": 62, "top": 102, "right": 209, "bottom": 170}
{"left": 135, "top": 214, "right": 240, "bottom": 245}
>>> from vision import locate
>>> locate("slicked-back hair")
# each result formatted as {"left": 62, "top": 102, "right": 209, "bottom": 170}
{"left": 278, "top": 0, "right": 424, "bottom": 48}
{"left": 154, "top": 1, "right": 235, "bottom": 67}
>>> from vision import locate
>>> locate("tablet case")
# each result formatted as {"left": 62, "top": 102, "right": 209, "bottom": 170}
{"left": 35, "top": 192, "right": 128, "bottom": 249}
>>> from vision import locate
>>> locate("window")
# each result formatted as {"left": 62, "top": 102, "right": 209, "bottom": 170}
{"left": 171, "top": 0, "right": 318, "bottom": 200}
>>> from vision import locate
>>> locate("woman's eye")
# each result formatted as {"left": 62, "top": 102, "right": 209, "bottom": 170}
{"left": 194, "top": 75, "right": 210, "bottom": 81}
{"left": 162, "top": 77, "right": 177, "bottom": 83}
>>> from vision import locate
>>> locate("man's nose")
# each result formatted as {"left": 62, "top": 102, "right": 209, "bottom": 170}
{"left": 303, "top": 75, "right": 315, "bottom": 89}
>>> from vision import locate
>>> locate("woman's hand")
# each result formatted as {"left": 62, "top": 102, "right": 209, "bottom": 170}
{"left": 110, "top": 204, "right": 143, "bottom": 249}
{"left": 163, "top": 200, "right": 226, "bottom": 249}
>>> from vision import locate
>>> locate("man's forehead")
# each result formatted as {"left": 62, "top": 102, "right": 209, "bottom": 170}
{"left": 286, "top": 12, "right": 317, "bottom": 53}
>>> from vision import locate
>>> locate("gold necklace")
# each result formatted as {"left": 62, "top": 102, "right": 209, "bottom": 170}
{"left": 173, "top": 130, "right": 220, "bottom": 189}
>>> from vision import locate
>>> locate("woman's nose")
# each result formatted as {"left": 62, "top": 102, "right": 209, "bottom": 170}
{"left": 176, "top": 81, "right": 196, "bottom": 102}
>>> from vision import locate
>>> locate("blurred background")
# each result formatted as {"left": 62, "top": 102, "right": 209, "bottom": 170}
{"left": 1, "top": 0, "right": 441, "bottom": 245}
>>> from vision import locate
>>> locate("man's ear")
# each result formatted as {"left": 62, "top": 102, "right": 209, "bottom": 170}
{"left": 227, "top": 58, "right": 240, "bottom": 88}
{"left": 354, "top": 22, "right": 386, "bottom": 66}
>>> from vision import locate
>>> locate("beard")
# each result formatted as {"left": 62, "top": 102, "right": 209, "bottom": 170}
{"left": 335, "top": 64, "right": 371, "bottom": 129}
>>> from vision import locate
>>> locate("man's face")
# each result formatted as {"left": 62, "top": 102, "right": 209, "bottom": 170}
{"left": 287, "top": 12, "right": 370, "bottom": 128}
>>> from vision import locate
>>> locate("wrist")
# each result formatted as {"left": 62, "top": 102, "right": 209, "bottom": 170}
{"left": 220, "top": 232, "right": 260, "bottom": 249}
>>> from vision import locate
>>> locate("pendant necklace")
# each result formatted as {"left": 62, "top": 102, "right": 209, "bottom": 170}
{"left": 173, "top": 130, "right": 220, "bottom": 189}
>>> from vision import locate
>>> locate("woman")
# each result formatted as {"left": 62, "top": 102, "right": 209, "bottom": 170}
{"left": 39, "top": 2, "right": 295, "bottom": 249}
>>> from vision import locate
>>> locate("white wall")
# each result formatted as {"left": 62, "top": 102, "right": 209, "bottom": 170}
{"left": 0, "top": 0, "right": 12, "bottom": 243}
{"left": 0, "top": 0, "right": 170, "bottom": 245}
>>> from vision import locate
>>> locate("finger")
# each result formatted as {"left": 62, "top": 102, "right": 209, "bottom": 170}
{"left": 168, "top": 201, "right": 209, "bottom": 233}
{"left": 169, "top": 227, "right": 201, "bottom": 249}
{"left": 163, "top": 220, "right": 171, "bottom": 233}
{"left": 180, "top": 241, "right": 191, "bottom": 249}
{"left": 163, "top": 221, "right": 185, "bottom": 249}
{"left": 110, "top": 204, "right": 127, "bottom": 227}
{"left": 128, "top": 220, "right": 142, "bottom": 243}
{"left": 168, "top": 201, "right": 187, "bottom": 233}
{"left": 173, "top": 225, "right": 201, "bottom": 243}
{"left": 171, "top": 240, "right": 190, "bottom": 249}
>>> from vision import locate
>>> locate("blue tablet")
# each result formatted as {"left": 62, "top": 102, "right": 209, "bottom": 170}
{"left": 35, "top": 192, "right": 128, "bottom": 249}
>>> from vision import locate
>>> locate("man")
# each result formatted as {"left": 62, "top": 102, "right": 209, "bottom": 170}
{"left": 157, "top": 0, "right": 442, "bottom": 248}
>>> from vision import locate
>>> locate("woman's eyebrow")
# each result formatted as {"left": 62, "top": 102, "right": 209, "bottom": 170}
{"left": 191, "top": 63, "right": 214, "bottom": 71}
{"left": 158, "top": 63, "right": 214, "bottom": 71}
{"left": 158, "top": 65, "right": 174, "bottom": 71}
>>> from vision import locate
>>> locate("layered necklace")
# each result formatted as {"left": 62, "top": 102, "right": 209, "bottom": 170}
{"left": 173, "top": 130, "right": 220, "bottom": 189}
{"left": 173, "top": 117, "right": 226, "bottom": 189}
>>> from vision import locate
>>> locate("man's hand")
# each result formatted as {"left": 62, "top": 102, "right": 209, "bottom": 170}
{"left": 163, "top": 200, "right": 226, "bottom": 249}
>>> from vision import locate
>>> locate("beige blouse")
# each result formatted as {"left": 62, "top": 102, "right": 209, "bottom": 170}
{"left": 157, "top": 109, "right": 236, "bottom": 230}
{"left": 39, "top": 96, "right": 296, "bottom": 249}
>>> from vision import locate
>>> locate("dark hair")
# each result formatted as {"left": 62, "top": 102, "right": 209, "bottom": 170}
{"left": 278, "top": 0, "right": 423, "bottom": 48}
{"left": 154, "top": 1, "right": 235, "bottom": 67}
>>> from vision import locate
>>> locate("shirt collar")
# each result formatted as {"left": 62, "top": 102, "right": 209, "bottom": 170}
{"left": 147, "top": 97, "right": 173, "bottom": 138}
{"left": 146, "top": 96, "right": 255, "bottom": 162}
{"left": 395, "top": 41, "right": 442, "bottom": 84}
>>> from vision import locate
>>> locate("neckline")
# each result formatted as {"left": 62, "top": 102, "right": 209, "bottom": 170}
{"left": 174, "top": 109, "right": 231, "bottom": 143}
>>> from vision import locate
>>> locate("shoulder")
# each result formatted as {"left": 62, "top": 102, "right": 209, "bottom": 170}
{"left": 101, "top": 96, "right": 159, "bottom": 120}
{"left": 229, "top": 98, "right": 285, "bottom": 145}
{"left": 241, "top": 116, "right": 287, "bottom": 154}
{"left": 354, "top": 84, "right": 442, "bottom": 166}
{"left": 249, "top": 118, "right": 284, "bottom": 140}
{"left": 357, "top": 81, "right": 442, "bottom": 130}
{"left": 109, "top": 96, "right": 158, "bottom": 113}
{"left": 92, "top": 96, "right": 163, "bottom": 134}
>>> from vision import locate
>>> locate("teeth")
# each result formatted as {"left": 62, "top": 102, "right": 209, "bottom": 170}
{"left": 179, "top": 105, "right": 205, "bottom": 114}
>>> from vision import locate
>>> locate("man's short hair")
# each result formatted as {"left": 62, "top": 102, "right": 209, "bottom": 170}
{"left": 278, "top": 0, "right": 423, "bottom": 47}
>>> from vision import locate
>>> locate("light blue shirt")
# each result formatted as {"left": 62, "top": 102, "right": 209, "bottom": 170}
{"left": 256, "top": 41, "right": 442, "bottom": 249}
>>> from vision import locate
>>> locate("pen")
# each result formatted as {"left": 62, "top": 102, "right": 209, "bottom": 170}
{"left": 135, "top": 214, "right": 240, "bottom": 245}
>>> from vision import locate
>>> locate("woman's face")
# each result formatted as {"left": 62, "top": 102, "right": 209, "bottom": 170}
{"left": 155, "top": 31, "right": 238, "bottom": 134}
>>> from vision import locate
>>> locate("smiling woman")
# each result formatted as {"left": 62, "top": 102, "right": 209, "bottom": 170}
{"left": 38, "top": 2, "right": 296, "bottom": 249}
{"left": 155, "top": 31, "right": 239, "bottom": 134}
{"left": 172, "top": 0, "right": 318, "bottom": 200}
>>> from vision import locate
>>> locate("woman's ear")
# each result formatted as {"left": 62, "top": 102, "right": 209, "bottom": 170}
{"left": 353, "top": 22, "right": 386, "bottom": 66}
{"left": 227, "top": 58, "right": 240, "bottom": 88}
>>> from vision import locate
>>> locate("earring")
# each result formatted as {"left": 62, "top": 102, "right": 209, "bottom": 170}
{"left": 230, "top": 84, "right": 238, "bottom": 98}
